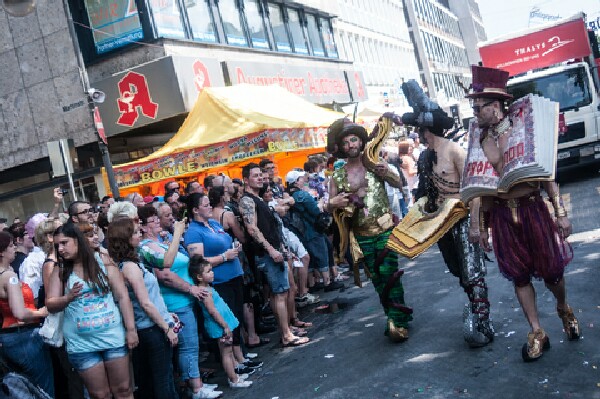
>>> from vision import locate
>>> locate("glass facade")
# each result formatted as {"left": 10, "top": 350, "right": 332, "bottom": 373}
{"left": 287, "top": 8, "right": 309, "bottom": 55}
{"left": 187, "top": 0, "right": 218, "bottom": 43}
{"left": 77, "top": 0, "right": 337, "bottom": 60}
{"left": 148, "top": 0, "right": 186, "bottom": 39}
{"left": 306, "top": 14, "right": 325, "bottom": 57}
{"left": 220, "top": 0, "right": 248, "bottom": 47}
{"left": 268, "top": 3, "right": 292, "bottom": 53}
{"left": 246, "top": 0, "right": 270, "bottom": 49}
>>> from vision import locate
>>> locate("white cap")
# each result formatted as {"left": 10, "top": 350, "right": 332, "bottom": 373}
{"left": 285, "top": 170, "right": 306, "bottom": 185}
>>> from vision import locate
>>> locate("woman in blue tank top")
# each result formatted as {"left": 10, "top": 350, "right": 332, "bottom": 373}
{"left": 46, "top": 223, "right": 138, "bottom": 399}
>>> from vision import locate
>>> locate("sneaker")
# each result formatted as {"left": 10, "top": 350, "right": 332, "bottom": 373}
{"left": 202, "top": 383, "right": 219, "bottom": 390}
{"left": 192, "top": 387, "right": 222, "bottom": 399}
{"left": 243, "top": 359, "right": 263, "bottom": 369}
{"left": 245, "top": 352, "right": 258, "bottom": 359}
{"left": 237, "top": 373, "right": 249, "bottom": 381}
{"left": 295, "top": 295, "right": 309, "bottom": 308}
{"left": 235, "top": 366, "right": 256, "bottom": 375}
{"left": 305, "top": 292, "right": 320, "bottom": 304}
{"left": 229, "top": 378, "right": 253, "bottom": 388}
{"left": 324, "top": 280, "right": 344, "bottom": 292}
{"left": 308, "top": 282, "right": 324, "bottom": 293}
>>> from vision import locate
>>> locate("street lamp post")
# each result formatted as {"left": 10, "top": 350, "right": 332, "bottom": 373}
{"left": 3, "top": 0, "right": 121, "bottom": 199}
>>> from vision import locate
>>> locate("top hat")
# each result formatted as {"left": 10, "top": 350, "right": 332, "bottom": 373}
{"left": 466, "top": 65, "right": 513, "bottom": 100}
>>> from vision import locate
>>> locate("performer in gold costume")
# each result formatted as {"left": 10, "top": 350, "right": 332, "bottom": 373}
{"left": 327, "top": 118, "right": 413, "bottom": 342}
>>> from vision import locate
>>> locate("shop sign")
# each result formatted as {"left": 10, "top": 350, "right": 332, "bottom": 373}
{"left": 225, "top": 61, "right": 352, "bottom": 103}
{"left": 345, "top": 70, "right": 368, "bottom": 102}
{"left": 94, "top": 56, "right": 224, "bottom": 136}
{"left": 112, "top": 127, "right": 327, "bottom": 189}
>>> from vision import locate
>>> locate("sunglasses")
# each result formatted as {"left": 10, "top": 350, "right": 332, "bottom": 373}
{"left": 76, "top": 208, "right": 91, "bottom": 215}
{"left": 472, "top": 100, "right": 496, "bottom": 114}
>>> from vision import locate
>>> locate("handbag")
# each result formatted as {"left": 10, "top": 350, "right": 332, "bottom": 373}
{"left": 39, "top": 311, "right": 64, "bottom": 347}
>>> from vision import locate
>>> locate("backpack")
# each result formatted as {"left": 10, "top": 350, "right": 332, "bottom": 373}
{"left": 284, "top": 207, "right": 306, "bottom": 238}
{"left": 0, "top": 373, "right": 52, "bottom": 399}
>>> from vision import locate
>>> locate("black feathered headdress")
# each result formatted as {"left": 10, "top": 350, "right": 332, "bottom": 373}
{"left": 400, "top": 80, "right": 454, "bottom": 137}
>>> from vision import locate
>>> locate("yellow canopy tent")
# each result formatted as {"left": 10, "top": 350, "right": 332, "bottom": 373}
{"left": 105, "top": 84, "right": 344, "bottom": 196}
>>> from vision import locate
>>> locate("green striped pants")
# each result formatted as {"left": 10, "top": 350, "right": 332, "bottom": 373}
{"left": 356, "top": 230, "right": 412, "bottom": 329}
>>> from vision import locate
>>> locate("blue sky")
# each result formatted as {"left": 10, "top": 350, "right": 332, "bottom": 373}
{"left": 478, "top": 0, "right": 600, "bottom": 40}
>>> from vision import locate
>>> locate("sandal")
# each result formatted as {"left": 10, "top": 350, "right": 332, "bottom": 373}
{"left": 246, "top": 337, "right": 270, "bottom": 348}
{"left": 557, "top": 305, "right": 580, "bottom": 340}
{"left": 291, "top": 318, "right": 313, "bottom": 328}
{"left": 281, "top": 336, "right": 310, "bottom": 348}
{"left": 521, "top": 328, "right": 550, "bottom": 362}
{"left": 290, "top": 326, "right": 308, "bottom": 337}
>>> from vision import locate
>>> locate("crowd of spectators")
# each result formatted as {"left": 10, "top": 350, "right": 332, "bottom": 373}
{"left": 1, "top": 150, "right": 422, "bottom": 398}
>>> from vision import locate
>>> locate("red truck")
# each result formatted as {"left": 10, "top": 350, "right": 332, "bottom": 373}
{"left": 479, "top": 12, "right": 600, "bottom": 172}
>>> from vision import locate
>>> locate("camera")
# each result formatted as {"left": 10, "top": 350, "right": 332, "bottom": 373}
{"left": 60, "top": 188, "right": 69, "bottom": 196}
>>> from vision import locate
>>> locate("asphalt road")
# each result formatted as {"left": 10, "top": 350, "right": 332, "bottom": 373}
{"left": 202, "top": 170, "right": 600, "bottom": 399}
{"left": 211, "top": 232, "right": 600, "bottom": 399}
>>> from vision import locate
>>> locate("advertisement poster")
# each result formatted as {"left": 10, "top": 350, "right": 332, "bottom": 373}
{"left": 85, "top": 0, "right": 144, "bottom": 54}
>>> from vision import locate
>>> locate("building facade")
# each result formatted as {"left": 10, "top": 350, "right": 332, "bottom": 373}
{"left": 403, "top": 0, "right": 486, "bottom": 120}
{"left": 333, "top": 0, "right": 421, "bottom": 111}
{"left": 0, "top": 0, "right": 367, "bottom": 219}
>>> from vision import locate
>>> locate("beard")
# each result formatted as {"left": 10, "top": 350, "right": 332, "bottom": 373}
{"left": 346, "top": 148, "right": 360, "bottom": 158}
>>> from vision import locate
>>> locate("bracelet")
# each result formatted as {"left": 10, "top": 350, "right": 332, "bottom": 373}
{"left": 555, "top": 207, "right": 567, "bottom": 218}
{"left": 478, "top": 209, "right": 488, "bottom": 232}
{"left": 221, "top": 253, "right": 227, "bottom": 263}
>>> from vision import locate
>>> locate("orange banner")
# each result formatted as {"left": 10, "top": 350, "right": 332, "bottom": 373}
{"left": 112, "top": 127, "right": 327, "bottom": 189}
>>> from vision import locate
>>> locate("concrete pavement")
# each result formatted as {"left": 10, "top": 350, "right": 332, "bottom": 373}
{"left": 217, "top": 227, "right": 600, "bottom": 399}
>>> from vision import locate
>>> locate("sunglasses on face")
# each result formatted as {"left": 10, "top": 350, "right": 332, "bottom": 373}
{"left": 472, "top": 100, "right": 496, "bottom": 114}
{"left": 76, "top": 208, "right": 91, "bottom": 215}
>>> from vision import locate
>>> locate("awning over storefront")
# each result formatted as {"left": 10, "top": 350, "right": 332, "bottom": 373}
{"left": 107, "top": 84, "right": 343, "bottom": 191}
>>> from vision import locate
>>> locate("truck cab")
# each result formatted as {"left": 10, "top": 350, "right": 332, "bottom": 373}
{"left": 507, "top": 62, "right": 600, "bottom": 170}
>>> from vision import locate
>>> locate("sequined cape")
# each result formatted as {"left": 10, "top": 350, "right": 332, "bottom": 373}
{"left": 332, "top": 166, "right": 391, "bottom": 235}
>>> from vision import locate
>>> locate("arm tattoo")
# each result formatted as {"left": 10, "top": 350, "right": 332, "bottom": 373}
{"left": 239, "top": 196, "right": 272, "bottom": 251}
{"left": 240, "top": 197, "right": 255, "bottom": 226}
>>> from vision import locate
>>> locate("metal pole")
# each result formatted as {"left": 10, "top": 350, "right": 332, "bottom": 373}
{"left": 58, "top": 139, "right": 78, "bottom": 201}
{"left": 62, "top": 0, "right": 121, "bottom": 199}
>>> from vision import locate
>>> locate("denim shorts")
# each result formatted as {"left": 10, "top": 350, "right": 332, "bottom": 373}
{"left": 68, "top": 345, "right": 128, "bottom": 372}
{"left": 304, "top": 235, "right": 330, "bottom": 272}
{"left": 257, "top": 254, "right": 289, "bottom": 294}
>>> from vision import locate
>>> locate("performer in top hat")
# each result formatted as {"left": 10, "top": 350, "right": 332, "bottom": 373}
{"left": 401, "top": 80, "right": 495, "bottom": 348}
{"left": 326, "top": 117, "right": 413, "bottom": 342}
{"left": 470, "top": 65, "right": 579, "bottom": 361}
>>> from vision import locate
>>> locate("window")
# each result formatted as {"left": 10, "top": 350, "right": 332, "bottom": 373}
{"left": 320, "top": 17, "right": 338, "bottom": 58}
{"left": 287, "top": 8, "right": 309, "bottom": 55}
{"left": 84, "top": 0, "right": 144, "bottom": 54}
{"left": 245, "top": 0, "right": 270, "bottom": 49}
{"left": 186, "top": 0, "right": 218, "bottom": 43}
{"left": 268, "top": 4, "right": 292, "bottom": 52}
{"left": 306, "top": 14, "right": 325, "bottom": 57}
{"left": 147, "top": 0, "right": 185, "bottom": 39}
{"left": 219, "top": 0, "right": 248, "bottom": 47}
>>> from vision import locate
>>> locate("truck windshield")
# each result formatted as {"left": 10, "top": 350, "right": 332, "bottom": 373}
{"left": 507, "top": 67, "right": 592, "bottom": 112}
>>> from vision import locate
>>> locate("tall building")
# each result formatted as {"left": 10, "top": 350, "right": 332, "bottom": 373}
{"left": 333, "top": 0, "right": 421, "bottom": 111}
{"left": 0, "top": 0, "right": 366, "bottom": 219}
{"left": 403, "top": 0, "right": 486, "bottom": 119}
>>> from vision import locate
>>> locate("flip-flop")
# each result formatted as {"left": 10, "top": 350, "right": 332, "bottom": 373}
{"left": 281, "top": 336, "right": 310, "bottom": 348}
{"left": 246, "top": 337, "right": 270, "bottom": 348}
{"left": 292, "top": 319, "right": 313, "bottom": 328}
{"left": 290, "top": 326, "right": 308, "bottom": 337}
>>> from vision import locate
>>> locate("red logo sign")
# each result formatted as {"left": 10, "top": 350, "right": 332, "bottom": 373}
{"left": 193, "top": 60, "right": 212, "bottom": 93}
{"left": 480, "top": 19, "right": 591, "bottom": 76}
{"left": 354, "top": 72, "right": 365, "bottom": 99}
{"left": 116, "top": 71, "right": 159, "bottom": 127}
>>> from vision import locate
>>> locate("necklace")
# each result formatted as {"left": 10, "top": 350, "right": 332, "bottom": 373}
{"left": 490, "top": 116, "right": 511, "bottom": 142}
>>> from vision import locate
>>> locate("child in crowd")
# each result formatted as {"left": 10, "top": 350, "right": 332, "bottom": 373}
{"left": 189, "top": 255, "right": 253, "bottom": 389}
